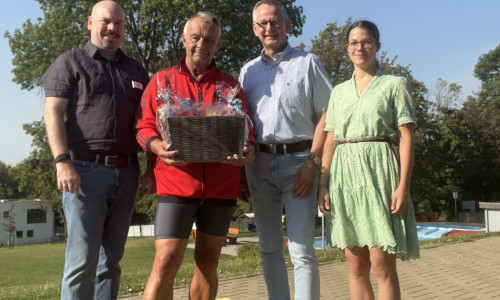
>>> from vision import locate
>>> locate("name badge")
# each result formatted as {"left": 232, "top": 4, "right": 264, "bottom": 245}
{"left": 132, "top": 81, "right": 143, "bottom": 90}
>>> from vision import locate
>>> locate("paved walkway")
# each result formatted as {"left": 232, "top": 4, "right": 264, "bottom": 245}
{"left": 120, "top": 236, "right": 500, "bottom": 299}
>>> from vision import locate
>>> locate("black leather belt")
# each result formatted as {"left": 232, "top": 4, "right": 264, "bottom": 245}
{"left": 257, "top": 140, "right": 312, "bottom": 154}
{"left": 71, "top": 151, "right": 137, "bottom": 168}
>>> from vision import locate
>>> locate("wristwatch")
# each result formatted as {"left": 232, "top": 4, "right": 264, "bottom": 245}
{"left": 307, "top": 154, "right": 321, "bottom": 166}
{"left": 54, "top": 153, "right": 71, "bottom": 164}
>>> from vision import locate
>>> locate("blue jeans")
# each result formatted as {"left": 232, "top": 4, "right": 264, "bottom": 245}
{"left": 61, "top": 159, "right": 139, "bottom": 300}
{"left": 246, "top": 151, "right": 320, "bottom": 300}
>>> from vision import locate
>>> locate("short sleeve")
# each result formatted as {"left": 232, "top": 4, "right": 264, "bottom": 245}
{"left": 324, "top": 88, "right": 336, "bottom": 132}
{"left": 42, "top": 53, "right": 74, "bottom": 98}
{"left": 394, "top": 78, "right": 416, "bottom": 128}
{"left": 310, "top": 55, "right": 333, "bottom": 113}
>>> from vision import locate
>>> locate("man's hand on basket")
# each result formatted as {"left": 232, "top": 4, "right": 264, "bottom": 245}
{"left": 150, "top": 139, "right": 188, "bottom": 166}
{"left": 225, "top": 145, "right": 255, "bottom": 167}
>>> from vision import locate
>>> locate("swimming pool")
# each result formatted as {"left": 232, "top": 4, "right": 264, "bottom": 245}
{"left": 313, "top": 223, "right": 485, "bottom": 248}
{"left": 416, "top": 223, "right": 484, "bottom": 240}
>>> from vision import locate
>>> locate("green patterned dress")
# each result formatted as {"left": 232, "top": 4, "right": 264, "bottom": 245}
{"left": 324, "top": 69, "right": 420, "bottom": 260}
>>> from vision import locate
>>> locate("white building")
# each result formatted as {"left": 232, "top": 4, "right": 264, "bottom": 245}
{"left": 0, "top": 199, "right": 54, "bottom": 246}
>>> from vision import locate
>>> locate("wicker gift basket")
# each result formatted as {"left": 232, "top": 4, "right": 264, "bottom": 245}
{"left": 156, "top": 79, "right": 251, "bottom": 162}
{"left": 166, "top": 115, "right": 246, "bottom": 162}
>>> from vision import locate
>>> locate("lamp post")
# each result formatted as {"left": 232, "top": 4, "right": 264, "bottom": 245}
{"left": 453, "top": 192, "right": 458, "bottom": 221}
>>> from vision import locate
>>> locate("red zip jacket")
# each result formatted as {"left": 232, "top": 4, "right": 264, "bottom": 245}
{"left": 136, "top": 58, "right": 256, "bottom": 200}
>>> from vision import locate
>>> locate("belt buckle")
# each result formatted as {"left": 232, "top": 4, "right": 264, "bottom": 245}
{"left": 266, "top": 144, "right": 277, "bottom": 154}
{"left": 104, "top": 155, "right": 118, "bottom": 167}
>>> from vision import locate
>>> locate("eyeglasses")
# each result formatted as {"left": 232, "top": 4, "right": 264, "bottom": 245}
{"left": 347, "top": 39, "right": 376, "bottom": 50}
{"left": 254, "top": 19, "right": 284, "bottom": 29}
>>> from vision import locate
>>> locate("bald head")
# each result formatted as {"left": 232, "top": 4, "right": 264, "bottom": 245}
{"left": 88, "top": 0, "right": 126, "bottom": 59}
{"left": 91, "top": 1, "right": 125, "bottom": 18}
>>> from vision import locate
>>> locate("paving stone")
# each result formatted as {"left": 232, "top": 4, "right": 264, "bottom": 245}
{"left": 120, "top": 236, "right": 500, "bottom": 299}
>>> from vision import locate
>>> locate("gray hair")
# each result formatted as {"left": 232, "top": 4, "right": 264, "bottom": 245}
{"left": 183, "top": 12, "right": 222, "bottom": 38}
{"left": 252, "top": 0, "right": 288, "bottom": 22}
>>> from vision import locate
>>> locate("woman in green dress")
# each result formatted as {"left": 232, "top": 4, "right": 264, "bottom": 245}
{"left": 318, "top": 20, "right": 420, "bottom": 299}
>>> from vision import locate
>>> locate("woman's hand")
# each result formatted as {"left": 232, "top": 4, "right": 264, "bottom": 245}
{"left": 318, "top": 186, "right": 331, "bottom": 215}
{"left": 391, "top": 187, "right": 410, "bottom": 214}
{"left": 393, "top": 123, "right": 414, "bottom": 215}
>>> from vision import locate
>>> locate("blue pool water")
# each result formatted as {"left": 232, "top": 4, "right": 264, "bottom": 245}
{"left": 313, "top": 223, "right": 485, "bottom": 249}
{"left": 416, "top": 223, "right": 484, "bottom": 240}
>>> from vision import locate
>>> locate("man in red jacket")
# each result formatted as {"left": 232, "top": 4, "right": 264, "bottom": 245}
{"left": 136, "top": 12, "right": 256, "bottom": 300}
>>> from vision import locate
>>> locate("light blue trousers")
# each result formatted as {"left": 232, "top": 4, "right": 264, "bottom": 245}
{"left": 246, "top": 151, "right": 320, "bottom": 300}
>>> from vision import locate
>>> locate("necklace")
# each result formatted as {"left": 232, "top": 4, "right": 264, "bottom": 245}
{"left": 355, "top": 74, "right": 374, "bottom": 97}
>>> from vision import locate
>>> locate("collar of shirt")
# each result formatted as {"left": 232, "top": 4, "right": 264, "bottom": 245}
{"left": 259, "top": 43, "right": 292, "bottom": 65}
{"left": 177, "top": 57, "right": 218, "bottom": 78}
{"left": 84, "top": 40, "right": 124, "bottom": 62}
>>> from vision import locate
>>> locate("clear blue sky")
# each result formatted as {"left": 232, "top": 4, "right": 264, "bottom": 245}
{"left": 1, "top": 0, "right": 498, "bottom": 166}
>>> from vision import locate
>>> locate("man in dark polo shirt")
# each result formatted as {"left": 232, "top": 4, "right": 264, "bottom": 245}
{"left": 42, "top": 1, "right": 150, "bottom": 299}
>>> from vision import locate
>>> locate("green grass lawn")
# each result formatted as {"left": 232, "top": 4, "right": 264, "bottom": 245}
{"left": 0, "top": 237, "right": 204, "bottom": 299}
{"left": 0, "top": 242, "right": 65, "bottom": 299}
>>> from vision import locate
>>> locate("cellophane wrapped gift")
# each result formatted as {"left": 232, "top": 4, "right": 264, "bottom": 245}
{"left": 156, "top": 78, "right": 252, "bottom": 162}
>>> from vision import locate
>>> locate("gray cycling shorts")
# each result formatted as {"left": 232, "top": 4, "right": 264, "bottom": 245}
{"left": 154, "top": 196, "right": 235, "bottom": 239}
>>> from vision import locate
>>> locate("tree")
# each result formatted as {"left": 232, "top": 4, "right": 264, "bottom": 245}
{"left": 1, "top": 203, "right": 17, "bottom": 248}
{"left": 468, "top": 45, "right": 500, "bottom": 200}
{"left": 308, "top": 18, "right": 353, "bottom": 86}
{"left": 415, "top": 46, "right": 500, "bottom": 217}
{"left": 10, "top": 121, "right": 59, "bottom": 204}
{"left": 0, "top": 162, "right": 21, "bottom": 199}
{"left": 121, "top": 0, "right": 305, "bottom": 76}
{"left": 131, "top": 152, "right": 157, "bottom": 225}
{"left": 474, "top": 44, "right": 500, "bottom": 109}
{"left": 453, "top": 44, "right": 500, "bottom": 201}
{"left": 438, "top": 106, "right": 498, "bottom": 202}
{"left": 429, "top": 78, "right": 462, "bottom": 109}
{"left": 4, "top": 0, "right": 305, "bottom": 88}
